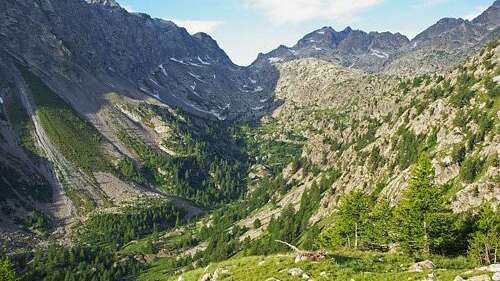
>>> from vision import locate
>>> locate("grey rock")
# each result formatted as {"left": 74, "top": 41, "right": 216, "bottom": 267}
{"left": 492, "top": 272, "right": 500, "bottom": 281}
{"left": 467, "top": 274, "right": 491, "bottom": 281}
{"left": 199, "top": 273, "right": 212, "bottom": 281}
{"left": 488, "top": 264, "right": 500, "bottom": 272}
{"left": 288, "top": 268, "right": 304, "bottom": 277}
{"left": 468, "top": 275, "right": 491, "bottom": 281}
{"left": 409, "top": 260, "right": 435, "bottom": 272}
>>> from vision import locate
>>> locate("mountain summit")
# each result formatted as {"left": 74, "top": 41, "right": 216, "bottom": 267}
{"left": 256, "top": 2, "right": 499, "bottom": 74}
{"left": 86, "top": 0, "right": 121, "bottom": 8}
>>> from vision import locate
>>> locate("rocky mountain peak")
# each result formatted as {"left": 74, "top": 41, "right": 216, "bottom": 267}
{"left": 472, "top": 0, "right": 500, "bottom": 30}
{"left": 412, "top": 17, "right": 466, "bottom": 44}
{"left": 86, "top": 0, "right": 121, "bottom": 8}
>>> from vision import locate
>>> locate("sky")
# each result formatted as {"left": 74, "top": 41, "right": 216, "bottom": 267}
{"left": 117, "top": 0, "right": 494, "bottom": 66}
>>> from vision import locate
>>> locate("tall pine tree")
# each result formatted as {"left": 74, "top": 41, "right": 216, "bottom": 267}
{"left": 393, "top": 153, "right": 442, "bottom": 255}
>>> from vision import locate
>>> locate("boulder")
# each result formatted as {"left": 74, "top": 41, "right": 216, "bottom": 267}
{"left": 488, "top": 264, "right": 500, "bottom": 272}
{"left": 468, "top": 275, "right": 491, "bottom": 281}
{"left": 212, "top": 268, "right": 231, "bottom": 280}
{"left": 492, "top": 272, "right": 500, "bottom": 281}
{"left": 453, "top": 276, "right": 465, "bottom": 281}
{"left": 199, "top": 273, "right": 212, "bottom": 281}
{"left": 288, "top": 268, "right": 304, "bottom": 277}
{"left": 409, "top": 260, "right": 435, "bottom": 272}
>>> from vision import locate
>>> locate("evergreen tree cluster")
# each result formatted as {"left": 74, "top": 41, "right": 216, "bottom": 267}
{"left": 80, "top": 201, "right": 182, "bottom": 248}
{"left": 23, "top": 245, "right": 142, "bottom": 281}
{"left": 241, "top": 179, "right": 326, "bottom": 255}
{"left": 318, "top": 153, "right": 499, "bottom": 265}
{"left": 118, "top": 114, "right": 249, "bottom": 208}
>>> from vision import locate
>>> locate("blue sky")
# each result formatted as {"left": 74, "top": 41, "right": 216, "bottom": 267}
{"left": 117, "top": 0, "right": 494, "bottom": 66}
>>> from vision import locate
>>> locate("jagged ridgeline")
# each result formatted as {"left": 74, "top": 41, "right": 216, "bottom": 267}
{"left": 0, "top": 0, "right": 499, "bottom": 280}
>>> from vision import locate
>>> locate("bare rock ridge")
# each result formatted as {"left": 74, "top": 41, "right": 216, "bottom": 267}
{"left": 86, "top": 0, "right": 120, "bottom": 8}
{"left": 253, "top": 26, "right": 411, "bottom": 72}
{"left": 256, "top": 1, "right": 499, "bottom": 74}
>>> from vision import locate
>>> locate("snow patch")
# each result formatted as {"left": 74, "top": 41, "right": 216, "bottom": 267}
{"left": 139, "top": 86, "right": 152, "bottom": 94}
{"left": 0, "top": 97, "right": 3, "bottom": 104}
{"left": 251, "top": 105, "right": 265, "bottom": 110}
{"left": 370, "top": 49, "right": 389, "bottom": 59}
{"left": 314, "top": 47, "right": 323, "bottom": 51}
{"left": 188, "top": 62, "right": 203, "bottom": 67}
{"left": 260, "top": 98, "right": 269, "bottom": 103}
{"left": 149, "top": 78, "right": 161, "bottom": 87}
{"left": 253, "top": 86, "right": 264, "bottom": 93}
{"left": 309, "top": 39, "right": 317, "bottom": 43}
{"left": 159, "top": 64, "right": 168, "bottom": 76}
{"left": 188, "top": 72, "right": 206, "bottom": 83}
{"left": 170, "top": 57, "right": 189, "bottom": 65}
{"left": 268, "top": 57, "right": 284, "bottom": 63}
{"left": 317, "top": 31, "right": 325, "bottom": 35}
{"left": 197, "top": 56, "right": 211, "bottom": 65}
{"left": 184, "top": 101, "right": 227, "bottom": 121}
{"left": 249, "top": 78, "right": 257, "bottom": 84}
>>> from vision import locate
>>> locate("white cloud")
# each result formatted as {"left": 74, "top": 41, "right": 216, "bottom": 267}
{"left": 244, "top": 0, "right": 384, "bottom": 25}
{"left": 463, "top": 5, "right": 487, "bottom": 21}
{"left": 171, "top": 19, "right": 224, "bottom": 34}
{"left": 122, "top": 4, "right": 135, "bottom": 12}
{"left": 418, "top": 0, "right": 449, "bottom": 7}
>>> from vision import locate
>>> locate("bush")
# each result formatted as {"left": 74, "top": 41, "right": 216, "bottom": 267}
{"left": 0, "top": 258, "right": 18, "bottom": 281}
{"left": 253, "top": 218, "right": 262, "bottom": 229}
{"left": 460, "top": 156, "right": 484, "bottom": 183}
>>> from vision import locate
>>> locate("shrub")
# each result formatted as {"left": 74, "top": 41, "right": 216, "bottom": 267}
{"left": 460, "top": 156, "right": 484, "bottom": 183}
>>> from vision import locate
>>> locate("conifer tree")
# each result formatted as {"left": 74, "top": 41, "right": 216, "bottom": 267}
{"left": 332, "top": 191, "right": 372, "bottom": 249}
{"left": 468, "top": 203, "right": 500, "bottom": 265}
{"left": 393, "top": 153, "right": 442, "bottom": 255}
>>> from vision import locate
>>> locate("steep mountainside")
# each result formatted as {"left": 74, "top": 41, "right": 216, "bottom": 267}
{"left": 0, "top": 0, "right": 275, "bottom": 121}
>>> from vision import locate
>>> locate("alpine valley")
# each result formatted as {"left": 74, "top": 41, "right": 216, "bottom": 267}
{"left": 0, "top": 0, "right": 499, "bottom": 280}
